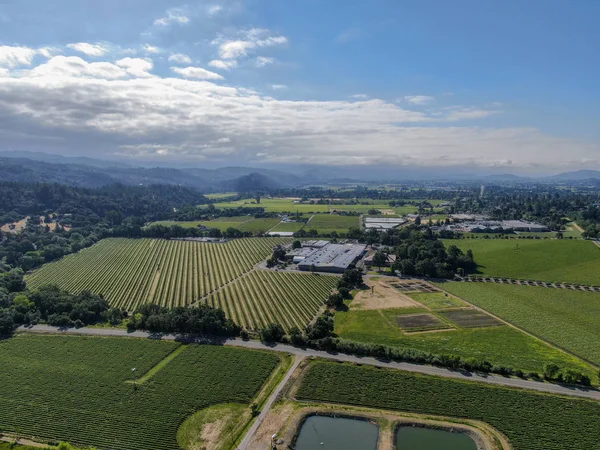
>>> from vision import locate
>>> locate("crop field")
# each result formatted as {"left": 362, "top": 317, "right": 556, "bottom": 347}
{"left": 438, "top": 282, "right": 600, "bottom": 367}
{"left": 443, "top": 238, "right": 600, "bottom": 285}
{"left": 296, "top": 361, "right": 600, "bottom": 450}
{"left": 396, "top": 313, "right": 449, "bottom": 331}
{"left": 26, "top": 237, "right": 289, "bottom": 310}
{"left": 0, "top": 335, "right": 279, "bottom": 450}
{"left": 439, "top": 309, "right": 503, "bottom": 328}
{"left": 334, "top": 306, "right": 593, "bottom": 374}
{"left": 214, "top": 198, "right": 330, "bottom": 213}
{"left": 206, "top": 271, "right": 337, "bottom": 331}
{"left": 305, "top": 214, "right": 360, "bottom": 234}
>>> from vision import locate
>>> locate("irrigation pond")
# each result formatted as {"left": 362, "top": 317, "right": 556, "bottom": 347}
{"left": 294, "top": 415, "right": 378, "bottom": 450}
{"left": 395, "top": 426, "right": 478, "bottom": 450}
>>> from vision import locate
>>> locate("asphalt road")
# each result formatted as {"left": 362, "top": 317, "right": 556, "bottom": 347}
{"left": 17, "top": 325, "right": 600, "bottom": 401}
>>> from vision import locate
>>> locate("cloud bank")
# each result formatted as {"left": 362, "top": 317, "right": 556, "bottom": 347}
{"left": 0, "top": 44, "right": 597, "bottom": 169}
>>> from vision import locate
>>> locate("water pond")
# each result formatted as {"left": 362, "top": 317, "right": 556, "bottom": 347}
{"left": 395, "top": 426, "right": 478, "bottom": 450}
{"left": 294, "top": 415, "right": 379, "bottom": 450}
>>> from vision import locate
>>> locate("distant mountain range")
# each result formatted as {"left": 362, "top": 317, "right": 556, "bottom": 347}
{"left": 0, "top": 151, "right": 599, "bottom": 189}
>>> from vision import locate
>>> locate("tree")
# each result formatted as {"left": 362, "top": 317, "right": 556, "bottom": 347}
{"left": 415, "top": 216, "right": 422, "bottom": 226}
{"left": 543, "top": 363, "right": 560, "bottom": 380}
{"left": 372, "top": 251, "right": 387, "bottom": 271}
{"left": 556, "top": 231, "right": 564, "bottom": 239}
{"left": 0, "top": 310, "right": 15, "bottom": 336}
{"left": 292, "top": 240, "right": 302, "bottom": 249}
{"left": 326, "top": 292, "right": 344, "bottom": 309}
{"left": 260, "top": 323, "right": 285, "bottom": 342}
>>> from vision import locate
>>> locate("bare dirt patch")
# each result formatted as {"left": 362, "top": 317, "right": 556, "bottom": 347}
{"left": 351, "top": 279, "right": 421, "bottom": 310}
{"left": 391, "top": 280, "right": 440, "bottom": 293}
{"left": 1, "top": 216, "right": 29, "bottom": 233}
{"left": 380, "top": 209, "right": 397, "bottom": 215}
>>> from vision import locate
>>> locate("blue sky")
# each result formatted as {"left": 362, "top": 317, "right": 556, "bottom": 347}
{"left": 0, "top": 0, "right": 598, "bottom": 172}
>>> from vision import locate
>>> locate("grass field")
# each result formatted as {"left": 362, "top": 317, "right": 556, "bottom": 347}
{"left": 26, "top": 238, "right": 288, "bottom": 310}
{"left": 0, "top": 335, "right": 279, "bottom": 450}
{"left": 205, "top": 270, "right": 338, "bottom": 331}
{"left": 269, "top": 221, "right": 306, "bottom": 233}
{"left": 296, "top": 361, "right": 600, "bottom": 450}
{"left": 444, "top": 238, "right": 600, "bottom": 285}
{"left": 236, "top": 218, "right": 280, "bottom": 233}
{"left": 214, "top": 199, "right": 330, "bottom": 213}
{"left": 334, "top": 306, "right": 593, "bottom": 375}
{"left": 305, "top": 214, "right": 360, "bottom": 234}
{"left": 204, "top": 192, "right": 238, "bottom": 199}
{"left": 438, "top": 282, "right": 600, "bottom": 367}
{"left": 149, "top": 216, "right": 279, "bottom": 233}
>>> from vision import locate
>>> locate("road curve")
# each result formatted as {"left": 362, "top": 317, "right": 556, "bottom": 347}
{"left": 16, "top": 325, "right": 600, "bottom": 401}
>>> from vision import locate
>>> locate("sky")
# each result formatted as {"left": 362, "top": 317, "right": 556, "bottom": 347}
{"left": 0, "top": 0, "right": 599, "bottom": 173}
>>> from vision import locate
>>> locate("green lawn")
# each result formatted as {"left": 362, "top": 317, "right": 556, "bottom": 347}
{"left": 305, "top": 214, "right": 360, "bottom": 234}
{"left": 269, "top": 221, "right": 306, "bottom": 232}
{"left": 334, "top": 306, "right": 594, "bottom": 376}
{"left": 437, "top": 282, "right": 600, "bottom": 367}
{"left": 237, "top": 218, "right": 280, "bottom": 232}
{"left": 0, "top": 335, "right": 279, "bottom": 450}
{"left": 296, "top": 361, "right": 600, "bottom": 450}
{"left": 444, "top": 238, "right": 600, "bottom": 285}
{"left": 408, "top": 291, "right": 469, "bottom": 309}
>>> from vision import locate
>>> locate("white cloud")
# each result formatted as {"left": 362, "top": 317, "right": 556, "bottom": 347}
{"left": 0, "top": 46, "right": 37, "bottom": 67}
{"left": 0, "top": 55, "right": 596, "bottom": 170}
{"left": 350, "top": 94, "right": 369, "bottom": 99}
{"left": 213, "top": 28, "right": 288, "bottom": 60}
{"left": 28, "top": 56, "right": 128, "bottom": 79}
{"left": 38, "top": 47, "right": 61, "bottom": 59}
{"left": 271, "top": 84, "right": 288, "bottom": 90}
{"left": 208, "top": 59, "right": 238, "bottom": 70}
{"left": 207, "top": 5, "right": 222, "bottom": 16}
{"left": 154, "top": 8, "right": 190, "bottom": 26}
{"left": 255, "top": 56, "right": 274, "bottom": 67}
{"left": 115, "top": 58, "right": 153, "bottom": 77}
{"left": 171, "top": 66, "right": 224, "bottom": 80}
{"left": 67, "top": 42, "right": 108, "bottom": 57}
{"left": 168, "top": 53, "right": 192, "bottom": 64}
{"left": 143, "top": 44, "right": 162, "bottom": 54}
{"left": 403, "top": 95, "right": 435, "bottom": 105}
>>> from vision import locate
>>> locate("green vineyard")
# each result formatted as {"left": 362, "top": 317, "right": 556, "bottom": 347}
{"left": 26, "top": 237, "right": 337, "bottom": 330}
{"left": 0, "top": 335, "right": 279, "bottom": 450}
{"left": 26, "top": 237, "right": 289, "bottom": 310}
{"left": 206, "top": 270, "right": 338, "bottom": 331}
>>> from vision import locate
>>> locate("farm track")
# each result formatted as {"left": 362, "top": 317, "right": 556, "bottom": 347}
{"left": 17, "top": 325, "right": 600, "bottom": 401}
{"left": 457, "top": 276, "right": 600, "bottom": 292}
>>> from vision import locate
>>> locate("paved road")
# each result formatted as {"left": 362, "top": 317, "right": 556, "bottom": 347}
{"left": 17, "top": 325, "right": 600, "bottom": 401}
{"left": 237, "top": 355, "right": 303, "bottom": 450}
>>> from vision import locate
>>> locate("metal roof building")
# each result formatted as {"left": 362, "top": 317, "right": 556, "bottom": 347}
{"left": 298, "top": 243, "right": 366, "bottom": 273}
{"left": 364, "top": 217, "right": 407, "bottom": 230}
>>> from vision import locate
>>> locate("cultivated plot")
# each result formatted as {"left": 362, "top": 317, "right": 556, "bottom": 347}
{"left": 305, "top": 214, "right": 360, "bottom": 234}
{"left": 443, "top": 238, "right": 600, "bottom": 285}
{"left": 438, "top": 282, "right": 600, "bottom": 366}
{"left": 206, "top": 270, "right": 338, "bottom": 331}
{"left": 0, "top": 335, "right": 279, "bottom": 450}
{"left": 296, "top": 361, "right": 600, "bottom": 450}
{"left": 26, "top": 237, "right": 289, "bottom": 310}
